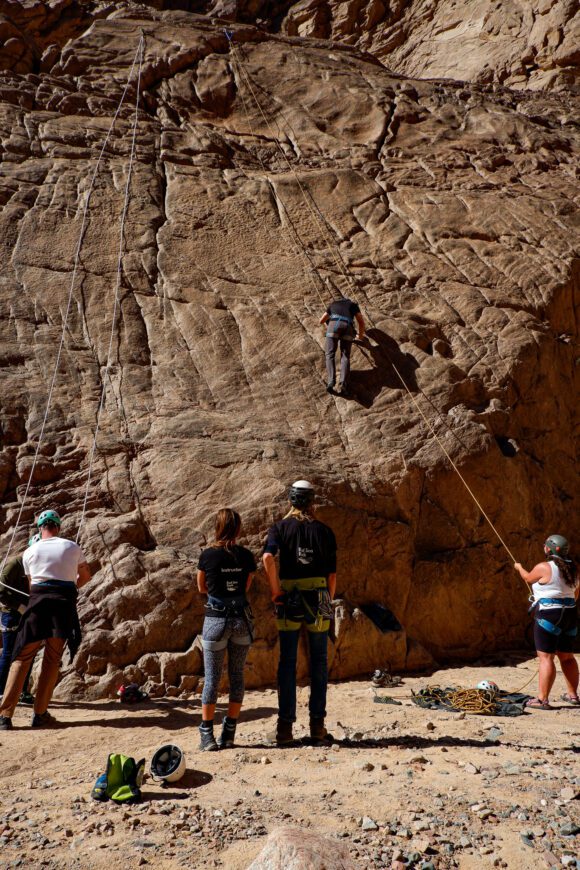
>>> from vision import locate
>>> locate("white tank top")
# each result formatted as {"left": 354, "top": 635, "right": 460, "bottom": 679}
{"left": 532, "top": 561, "right": 574, "bottom": 609}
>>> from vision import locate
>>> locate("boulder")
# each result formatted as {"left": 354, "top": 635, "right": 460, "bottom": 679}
{"left": 247, "top": 826, "right": 360, "bottom": 869}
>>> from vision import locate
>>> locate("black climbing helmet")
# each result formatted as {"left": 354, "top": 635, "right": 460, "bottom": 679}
{"left": 288, "top": 479, "right": 315, "bottom": 510}
{"left": 544, "top": 534, "right": 569, "bottom": 557}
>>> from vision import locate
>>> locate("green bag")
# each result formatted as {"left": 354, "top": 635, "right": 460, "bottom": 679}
{"left": 91, "top": 753, "right": 145, "bottom": 804}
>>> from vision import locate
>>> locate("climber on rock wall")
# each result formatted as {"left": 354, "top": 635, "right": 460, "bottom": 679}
{"left": 263, "top": 480, "right": 337, "bottom": 746}
{"left": 319, "top": 297, "right": 365, "bottom": 395}
{"left": 514, "top": 534, "right": 579, "bottom": 710}
{"left": 197, "top": 508, "right": 256, "bottom": 751}
{"left": 0, "top": 510, "right": 90, "bottom": 731}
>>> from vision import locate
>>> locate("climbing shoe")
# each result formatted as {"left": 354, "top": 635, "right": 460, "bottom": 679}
{"left": 0, "top": 716, "right": 13, "bottom": 731}
{"left": 218, "top": 716, "right": 237, "bottom": 749}
{"left": 273, "top": 718, "right": 294, "bottom": 746}
{"left": 309, "top": 717, "right": 333, "bottom": 745}
{"left": 326, "top": 382, "right": 334, "bottom": 394}
{"left": 19, "top": 691, "right": 35, "bottom": 706}
{"left": 198, "top": 722, "right": 219, "bottom": 751}
{"left": 31, "top": 711, "right": 58, "bottom": 728}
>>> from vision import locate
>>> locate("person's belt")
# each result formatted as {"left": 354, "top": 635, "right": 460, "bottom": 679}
{"left": 281, "top": 576, "right": 327, "bottom": 592}
{"left": 329, "top": 314, "right": 353, "bottom": 324}
{"left": 538, "top": 597, "right": 576, "bottom": 607}
{"left": 31, "top": 580, "right": 77, "bottom": 589}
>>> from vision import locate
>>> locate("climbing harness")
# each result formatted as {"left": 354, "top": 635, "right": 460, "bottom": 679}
{"left": 0, "top": 34, "right": 145, "bottom": 599}
{"left": 204, "top": 595, "right": 255, "bottom": 643}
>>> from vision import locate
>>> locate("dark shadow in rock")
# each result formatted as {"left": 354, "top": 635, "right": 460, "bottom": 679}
{"left": 346, "top": 329, "right": 419, "bottom": 408}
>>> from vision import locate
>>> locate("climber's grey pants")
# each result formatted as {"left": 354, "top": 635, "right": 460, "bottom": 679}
{"left": 326, "top": 335, "right": 353, "bottom": 386}
{"left": 201, "top": 616, "right": 251, "bottom": 705}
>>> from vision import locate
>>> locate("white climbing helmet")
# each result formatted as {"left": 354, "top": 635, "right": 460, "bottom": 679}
{"left": 289, "top": 479, "right": 315, "bottom": 509}
{"left": 150, "top": 744, "right": 186, "bottom": 783}
{"left": 476, "top": 680, "right": 499, "bottom": 696}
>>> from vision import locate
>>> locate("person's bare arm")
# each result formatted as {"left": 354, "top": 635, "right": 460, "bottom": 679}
{"left": 77, "top": 563, "right": 91, "bottom": 589}
{"left": 197, "top": 569, "right": 208, "bottom": 593}
{"left": 328, "top": 572, "right": 337, "bottom": 599}
{"left": 319, "top": 312, "right": 330, "bottom": 325}
{"left": 354, "top": 312, "right": 365, "bottom": 339}
{"left": 263, "top": 553, "right": 283, "bottom": 601}
{"left": 246, "top": 572, "right": 254, "bottom": 592}
{"left": 514, "top": 561, "right": 550, "bottom": 585}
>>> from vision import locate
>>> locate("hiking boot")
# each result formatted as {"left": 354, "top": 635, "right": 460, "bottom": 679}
{"left": 218, "top": 716, "right": 237, "bottom": 749}
{"left": 198, "top": 722, "right": 219, "bottom": 751}
{"left": 20, "top": 691, "right": 35, "bottom": 706}
{"left": 0, "top": 716, "right": 13, "bottom": 731}
{"left": 272, "top": 718, "right": 293, "bottom": 746}
{"left": 31, "top": 711, "right": 58, "bottom": 728}
{"left": 309, "top": 717, "right": 333, "bottom": 744}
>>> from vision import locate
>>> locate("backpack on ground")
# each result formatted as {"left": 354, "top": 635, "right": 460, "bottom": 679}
{"left": 91, "top": 753, "right": 145, "bottom": 804}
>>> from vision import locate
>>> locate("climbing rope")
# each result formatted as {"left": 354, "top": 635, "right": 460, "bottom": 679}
{"left": 225, "top": 32, "right": 521, "bottom": 570}
{"left": 226, "top": 32, "right": 328, "bottom": 309}
{"left": 0, "top": 34, "right": 146, "bottom": 597}
{"left": 75, "top": 33, "right": 145, "bottom": 544}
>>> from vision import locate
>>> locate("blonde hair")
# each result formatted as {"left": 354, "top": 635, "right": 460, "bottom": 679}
{"left": 282, "top": 506, "right": 313, "bottom": 522}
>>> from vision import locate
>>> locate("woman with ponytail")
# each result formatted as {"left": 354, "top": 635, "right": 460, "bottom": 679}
{"left": 515, "top": 534, "right": 579, "bottom": 709}
{"left": 197, "top": 509, "right": 256, "bottom": 750}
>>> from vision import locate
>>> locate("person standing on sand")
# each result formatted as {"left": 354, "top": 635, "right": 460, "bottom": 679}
{"left": 514, "top": 534, "right": 579, "bottom": 710}
{"left": 0, "top": 535, "right": 41, "bottom": 706}
{"left": 197, "top": 509, "right": 256, "bottom": 751}
{"left": 263, "top": 480, "right": 336, "bottom": 746}
{"left": 319, "top": 297, "right": 365, "bottom": 395}
{"left": 0, "top": 510, "right": 90, "bottom": 730}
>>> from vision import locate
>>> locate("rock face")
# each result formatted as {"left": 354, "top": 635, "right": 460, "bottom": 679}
{"left": 0, "top": 3, "right": 578, "bottom": 697}
{"left": 282, "top": 0, "right": 580, "bottom": 91}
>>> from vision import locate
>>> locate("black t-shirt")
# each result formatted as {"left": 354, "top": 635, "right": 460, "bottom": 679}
{"left": 327, "top": 298, "right": 360, "bottom": 323}
{"left": 263, "top": 518, "right": 337, "bottom": 580}
{"left": 198, "top": 546, "right": 256, "bottom": 599}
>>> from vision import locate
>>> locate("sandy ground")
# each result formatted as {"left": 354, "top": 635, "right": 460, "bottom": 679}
{"left": 0, "top": 654, "right": 579, "bottom": 870}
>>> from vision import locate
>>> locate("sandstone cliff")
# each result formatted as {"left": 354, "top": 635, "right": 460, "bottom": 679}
{"left": 0, "top": 2, "right": 578, "bottom": 697}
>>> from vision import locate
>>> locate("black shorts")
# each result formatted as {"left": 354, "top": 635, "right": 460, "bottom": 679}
{"left": 534, "top": 607, "right": 578, "bottom": 654}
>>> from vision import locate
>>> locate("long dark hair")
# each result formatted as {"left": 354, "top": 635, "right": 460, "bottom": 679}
{"left": 548, "top": 555, "right": 578, "bottom": 589}
{"left": 214, "top": 508, "right": 241, "bottom": 550}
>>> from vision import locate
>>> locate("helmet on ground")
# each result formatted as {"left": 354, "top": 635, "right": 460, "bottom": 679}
{"left": 544, "top": 535, "right": 569, "bottom": 557}
{"left": 288, "top": 480, "right": 315, "bottom": 509}
{"left": 37, "top": 509, "right": 61, "bottom": 529}
{"left": 476, "top": 680, "right": 499, "bottom": 696}
{"left": 28, "top": 533, "right": 41, "bottom": 546}
{"left": 150, "top": 744, "right": 186, "bottom": 783}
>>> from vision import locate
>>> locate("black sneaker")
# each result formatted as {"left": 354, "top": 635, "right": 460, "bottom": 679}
{"left": 31, "top": 711, "right": 58, "bottom": 728}
{"left": 218, "top": 716, "right": 237, "bottom": 749}
{"left": 20, "top": 691, "right": 35, "bottom": 706}
{"left": 326, "top": 382, "right": 335, "bottom": 393}
{"left": 0, "top": 716, "right": 13, "bottom": 731}
{"left": 198, "top": 722, "right": 219, "bottom": 751}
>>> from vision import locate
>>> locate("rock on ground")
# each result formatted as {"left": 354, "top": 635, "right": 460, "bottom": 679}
{"left": 247, "top": 825, "right": 360, "bottom": 869}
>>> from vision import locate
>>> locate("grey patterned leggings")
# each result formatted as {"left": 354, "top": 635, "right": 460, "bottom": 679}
{"left": 201, "top": 616, "right": 251, "bottom": 705}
